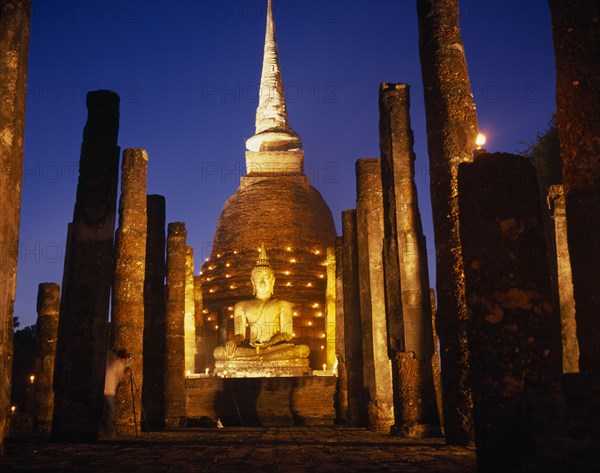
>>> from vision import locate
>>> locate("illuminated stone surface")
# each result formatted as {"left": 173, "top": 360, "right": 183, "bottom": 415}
{"left": 33, "top": 282, "right": 60, "bottom": 434}
{"left": 547, "top": 185, "right": 579, "bottom": 373}
{"left": 417, "top": 0, "right": 479, "bottom": 445}
{"left": 356, "top": 159, "right": 394, "bottom": 431}
{"left": 0, "top": 0, "right": 30, "bottom": 452}
{"left": 458, "top": 152, "right": 562, "bottom": 471}
{"left": 184, "top": 246, "right": 196, "bottom": 374}
{"left": 334, "top": 238, "right": 348, "bottom": 424}
{"left": 111, "top": 148, "right": 148, "bottom": 436}
{"left": 52, "top": 90, "right": 120, "bottom": 442}
{"left": 141, "top": 194, "right": 166, "bottom": 430}
{"left": 378, "top": 83, "right": 440, "bottom": 438}
{"left": 164, "top": 222, "right": 187, "bottom": 428}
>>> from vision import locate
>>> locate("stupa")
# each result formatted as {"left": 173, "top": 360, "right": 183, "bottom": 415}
{"left": 198, "top": 0, "right": 337, "bottom": 371}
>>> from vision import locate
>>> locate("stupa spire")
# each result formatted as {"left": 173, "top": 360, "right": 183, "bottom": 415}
{"left": 246, "top": 0, "right": 302, "bottom": 152}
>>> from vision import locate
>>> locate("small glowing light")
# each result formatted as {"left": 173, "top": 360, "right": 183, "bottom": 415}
{"left": 233, "top": 250, "right": 238, "bottom": 255}
{"left": 312, "top": 303, "right": 319, "bottom": 308}
{"left": 293, "top": 311, "right": 298, "bottom": 316}
{"left": 318, "top": 274, "right": 325, "bottom": 279}
{"left": 229, "top": 285, "right": 235, "bottom": 289}
{"left": 476, "top": 132, "right": 486, "bottom": 149}
{"left": 306, "top": 282, "right": 312, "bottom": 287}
{"left": 228, "top": 306, "right": 233, "bottom": 311}
{"left": 11, "top": 405, "right": 16, "bottom": 413}
{"left": 316, "top": 311, "right": 323, "bottom": 317}
{"left": 202, "top": 309, "right": 209, "bottom": 314}
{"left": 320, "top": 333, "right": 326, "bottom": 338}
{"left": 315, "top": 250, "right": 321, "bottom": 255}
{"left": 292, "top": 332, "right": 296, "bottom": 337}
{"left": 246, "top": 323, "right": 250, "bottom": 327}
{"left": 286, "top": 282, "right": 292, "bottom": 286}
{"left": 229, "top": 314, "right": 234, "bottom": 319}
{"left": 286, "top": 246, "right": 292, "bottom": 251}
{"left": 323, "top": 364, "right": 327, "bottom": 370}
{"left": 308, "top": 321, "right": 313, "bottom": 326}
{"left": 209, "top": 288, "right": 215, "bottom": 293}
{"left": 320, "top": 346, "right": 325, "bottom": 350}
{"left": 207, "top": 316, "right": 212, "bottom": 321}
{"left": 333, "top": 359, "right": 339, "bottom": 371}
{"left": 208, "top": 266, "right": 215, "bottom": 271}
{"left": 204, "top": 258, "right": 209, "bottom": 262}
{"left": 284, "top": 271, "right": 290, "bottom": 276}
{"left": 186, "top": 370, "right": 191, "bottom": 377}
{"left": 199, "top": 271, "right": 203, "bottom": 275}
{"left": 290, "top": 258, "right": 297, "bottom": 263}
{"left": 217, "top": 253, "right": 221, "bottom": 258}
{"left": 215, "top": 325, "right": 219, "bottom": 330}
{"left": 205, "top": 367, "right": 209, "bottom": 375}
{"left": 206, "top": 277, "right": 212, "bottom": 282}
{"left": 225, "top": 263, "right": 231, "bottom": 267}
{"left": 225, "top": 274, "right": 231, "bottom": 278}
{"left": 29, "top": 375, "right": 35, "bottom": 383}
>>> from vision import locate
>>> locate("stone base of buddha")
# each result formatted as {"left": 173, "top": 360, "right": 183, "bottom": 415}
{"left": 214, "top": 358, "right": 311, "bottom": 378}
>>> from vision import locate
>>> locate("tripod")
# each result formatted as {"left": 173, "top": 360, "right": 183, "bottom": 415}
{"left": 129, "top": 369, "right": 150, "bottom": 437}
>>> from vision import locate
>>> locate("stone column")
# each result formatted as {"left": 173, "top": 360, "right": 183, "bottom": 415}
{"left": 111, "top": 148, "right": 148, "bottom": 435}
{"left": 142, "top": 194, "right": 166, "bottom": 430}
{"left": 430, "top": 289, "right": 444, "bottom": 430}
{"left": 548, "top": 185, "right": 579, "bottom": 373}
{"left": 52, "top": 90, "right": 120, "bottom": 442}
{"left": 355, "top": 159, "right": 394, "bottom": 431}
{"left": 341, "top": 210, "right": 366, "bottom": 426}
{"left": 33, "top": 283, "right": 60, "bottom": 434}
{"left": 0, "top": 0, "right": 30, "bottom": 452}
{"left": 325, "top": 247, "right": 336, "bottom": 370}
{"left": 184, "top": 246, "right": 196, "bottom": 375}
{"left": 334, "top": 237, "right": 348, "bottom": 424}
{"left": 379, "top": 83, "right": 440, "bottom": 438}
{"left": 458, "top": 153, "right": 562, "bottom": 471}
{"left": 164, "top": 222, "right": 187, "bottom": 428}
{"left": 193, "top": 276, "right": 204, "bottom": 372}
{"left": 417, "top": 0, "right": 478, "bottom": 445}
{"left": 549, "top": 0, "right": 600, "bottom": 375}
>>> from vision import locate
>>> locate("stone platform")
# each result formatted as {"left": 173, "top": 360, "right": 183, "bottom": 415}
{"left": 185, "top": 375, "right": 336, "bottom": 426}
{"left": 213, "top": 358, "right": 311, "bottom": 378}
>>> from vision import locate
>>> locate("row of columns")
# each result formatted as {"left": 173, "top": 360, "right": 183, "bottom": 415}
{"left": 21, "top": 92, "right": 201, "bottom": 439}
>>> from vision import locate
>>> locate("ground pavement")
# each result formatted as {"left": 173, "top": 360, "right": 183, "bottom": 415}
{"left": 0, "top": 426, "right": 476, "bottom": 472}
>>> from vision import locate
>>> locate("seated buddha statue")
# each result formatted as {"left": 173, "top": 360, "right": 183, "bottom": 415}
{"left": 213, "top": 245, "right": 309, "bottom": 366}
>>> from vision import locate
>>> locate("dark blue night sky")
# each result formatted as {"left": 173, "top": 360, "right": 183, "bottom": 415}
{"left": 16, "top": 0, "right": 556, "bottom": 327}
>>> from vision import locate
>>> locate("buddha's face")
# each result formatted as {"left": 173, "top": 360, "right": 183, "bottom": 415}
{"left": 251, "top": 268, "right": 275, "bottom": 300}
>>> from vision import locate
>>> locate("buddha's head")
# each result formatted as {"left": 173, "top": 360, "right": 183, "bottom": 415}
{"left": 251, "top": 244, "right": 275, "bottom": 300}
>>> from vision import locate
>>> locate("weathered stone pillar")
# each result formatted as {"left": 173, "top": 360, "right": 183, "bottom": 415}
{"left": 334, "top": 237, "right": 348, "bottom": 424}
{"left": 458, "top": 153, "right": 562, "bottom": 472}
{"left": 417, "top": 0, "right": 478, "bottom": 445}
{"left": 549, "top": 0, "right": 600, "bottom": 375}
{"left": 355, "top": 159, "right": 394, "bottom": 431}
{"left": 0, "top": 0, "right": 30, "bottom": 452}
{"left": 193, "top": 275, "right": 204, "bottom": 372}
{"left": 341, "top": 210, "right": 366, "bottom": 426}
{"left": 33, "top": 283, "right": 60, "bottom": 434}
{"left": 430, "top": 289, "right": 444, "bottom": 430}
{"left": 548, "top": 185, "right": 579, "bottom": 373}
{"left": 184, "top": 246, "right": 196, "bottom": 375}
{"left": 111, "top": 148, "right": 148, "bottom": 435}
{"left": 52, "top": 90, "right": 120, "bottom": 442}
{"left": 379, "top": 82, "right": 440, "bottom": 438}
{"left": 164, "top": 222, "right": 187, "bottom": 428}
{"left": 142, "top": 194, "right": 166, "bottom": 430}
{"left": 325, "top": 247, "right": 336, "bottom": 370}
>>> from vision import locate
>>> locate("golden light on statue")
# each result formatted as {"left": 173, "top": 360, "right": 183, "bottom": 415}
{"left": 476, "top": 132, "right": 487, "bottom": 149}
